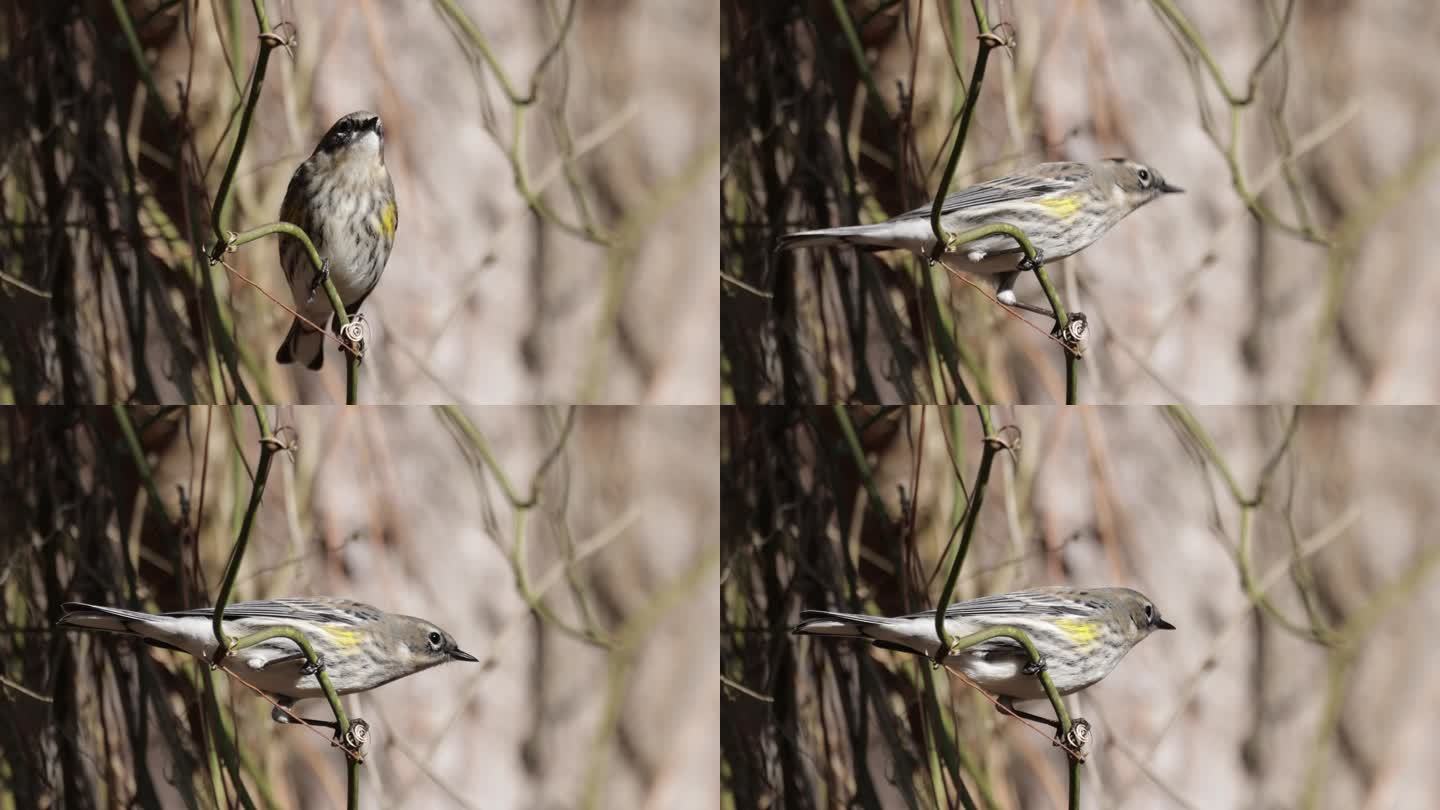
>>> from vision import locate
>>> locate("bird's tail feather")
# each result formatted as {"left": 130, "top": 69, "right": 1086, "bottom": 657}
{"left": 275, "top": 318, "right": 325, "bottom": 371}
{"left": 776, "top": 223, "right": 916, "bottom": 252}
{"left": 58, "top": 602, "right": 155, "bottom": 634}
{"left": 792, "top": 609, "right": 894, "bottom": 637}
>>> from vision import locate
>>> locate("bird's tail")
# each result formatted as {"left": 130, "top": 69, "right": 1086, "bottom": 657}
{"left": 59, "top": 603, "right": 204, "bottom": 655}
{"left": 777, "top": 217, "right": 944, "bottom": 253}
{"left": 792, "top": 609, "right": 940, "bottom": 657}
{"left": 58, "top": 602, "right": 157, "bottom": 635}
{"left": 791, "top": 609, "right": 896, "bottom": 637}
{"left": 275, "top": 318, "right": 325, "bottom": 371}
{"left": 776, "top": 222, "right": 922, "bottom": 252}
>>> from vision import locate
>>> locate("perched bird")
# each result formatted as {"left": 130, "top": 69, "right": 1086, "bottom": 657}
{"left": 276, "top": 111, "right": 398, "bottom": 370}
{"left": 58, "top": 598, "right": 474, "bottom": 726}
{"left": 793, "top": 586, "right": 1173, "bottom": 723}
{"left": 778, "top": 159, "right": 1181, "bottom": 308}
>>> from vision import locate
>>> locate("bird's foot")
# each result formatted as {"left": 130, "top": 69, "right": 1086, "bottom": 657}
{"left": 1022, "top": 654, "right": 1047, "bottom": 676}
{"left": 306, "top": 258, "right": 331, "bottom": 300}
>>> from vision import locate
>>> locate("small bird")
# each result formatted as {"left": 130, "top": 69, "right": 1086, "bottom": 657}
{"left": 58, "top": 598, "right": 475, "bottom": 726}
{"left": 777, "top": 159, "right": 1181, "bottom": 308}
{"left": 793, "top": 587, "right": 1173, "bottom": 720}
{"left": 276, "top": 111, "right": 398, "bottom": 370}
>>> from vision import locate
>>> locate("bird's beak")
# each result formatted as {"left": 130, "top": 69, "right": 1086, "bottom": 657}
{"left": 1155, "top": 617, "right": 1176, "bottom": 630}
{"left": 450, "top": 648, "right": 478, "bottom": 662}
{"left": 1160, "top": 181, "right": 1184, "bottom": 194}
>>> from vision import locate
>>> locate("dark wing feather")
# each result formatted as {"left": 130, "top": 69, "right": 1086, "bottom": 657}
{"left": 890, "top": 164, "right": 1092, "bottom": 221}
{"left": 165, "top": 598, "right": 379, "bottom": 626}
{"left": 277, "top": 162, "right": 320, "bottom": 286}
{"left": 895, "top": 589, "right": 1096, "bottom": 621}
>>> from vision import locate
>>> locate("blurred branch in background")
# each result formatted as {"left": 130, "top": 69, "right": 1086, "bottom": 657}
{"left": 1160, "top": 406, "right": 1440, "bottom": 810}
{"left": 435, "top": 0, "right": 604, "bottom": 244}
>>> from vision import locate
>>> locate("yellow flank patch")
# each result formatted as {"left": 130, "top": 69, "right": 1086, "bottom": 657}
{"left": 323, "top": 626, "right": 362, "bottom": 648}
{"left": 1037, "top": 196, "right": 1082, "bottom": 218}
{"left": 379, "top": 200, "right": 398, "bottom": 240}
{"left": 1054, "top": 618, "right": 1099, "bottom": 649}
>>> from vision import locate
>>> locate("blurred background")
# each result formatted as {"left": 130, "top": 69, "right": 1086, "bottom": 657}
{"left": 721, "top": 1, "right": 1440, "bottom": 403}
{"left": 0, "top": 0, "right": 718, "bottom": 404}
{"left": 0, "top": 405, "right": 719, "bottom": 809}
{"left": 722, "top": 405, "right": 1440, "bottom": 808}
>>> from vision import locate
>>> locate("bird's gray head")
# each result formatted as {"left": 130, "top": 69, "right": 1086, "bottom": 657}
{"left": 1109, "top": 587, "right": 1175, "bottom": 640}
{"left": 315, "top": 111, "right": 385, "bottom": 162}
{"left": 391, "top": 615, "right": 478, "bottom": 669}
{"left": 1105, "top": 158, "right": 1182, "bottom": 207}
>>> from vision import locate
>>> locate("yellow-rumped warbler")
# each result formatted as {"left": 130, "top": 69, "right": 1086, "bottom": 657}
{"left": 276, "top": 111, "right": 398, "bottom": 370}
{"left": 58, "top": 598, "right": 474, "bottom": 724}
{"left": 793, "top": 587, "right": 1173, "bottom": 704}
{"left": 778, "top": 160, "right": 1181, "bottom": 307}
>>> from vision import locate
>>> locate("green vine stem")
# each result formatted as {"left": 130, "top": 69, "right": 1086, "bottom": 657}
{"left": 940, "top": 625, "right": 1082, "bottom": 808}
{"left": 221, "top": 223, "right": 360, "bottom": 403}
{"left": 203, "top": 4, "right": 362, "bottom": 403}
{"left": 203, "top": 407, "right": 361, "bottom": 808}
{"left": 937, "top": 222, "right": 1080, "bottom": 402}
{"left": 922, "top": 3, "right": 1081, "bottom": 403}
{"left": 932, "top": 405, "right": 997, "bottom": 652}
{"left": 227, "top": 626, "right": 352, "bottom": 738}
{"left": 208, "top": 28, "right": 282, "bottom": 244}
{"left": 929, "top": 3, "right": 1000, "bottom": 247}
{"left": 208, "top": 407, "right": 278, "bottom": 656}
{"left": 928, "top": 406, "right": 1083, "bottom": 806}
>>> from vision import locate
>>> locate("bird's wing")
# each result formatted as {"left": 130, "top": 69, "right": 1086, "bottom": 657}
{"left": 891, "top": 165, "right": 1091, "bottom": 221}
{"left": 165, "top": 599, "right": 379, "bottom": 626}
{"left": 895, "top": 589, "right": 1096, "bottom": 621}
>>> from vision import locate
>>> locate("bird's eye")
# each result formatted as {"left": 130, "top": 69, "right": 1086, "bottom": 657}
{"left": 1143, "top": 604, "right": 1154, "bottom": 620}
{"left": 428, "top": 631, "right": 442, "bottom": 647}
{"left": 1137, "top": 168, "right": 1151, "bottom": 184}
